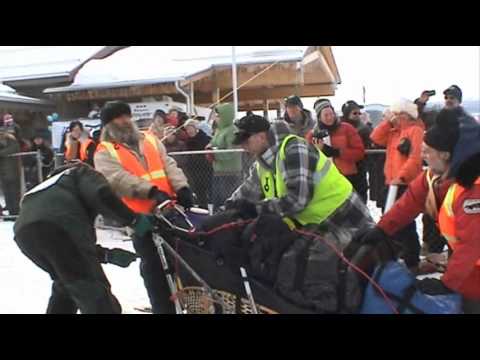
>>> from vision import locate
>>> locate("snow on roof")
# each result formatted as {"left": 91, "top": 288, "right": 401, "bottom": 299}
{"left": 0, "top": 81, "right": 53, "bottom": 105}
{"left": 0, "top": 46, "right": 104, "bottom": 81}
{"left": 69, "top": 46, "right": 308, "bottom": 86}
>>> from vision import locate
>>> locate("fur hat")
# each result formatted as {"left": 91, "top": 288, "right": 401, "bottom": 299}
{"left": 100, "top": 101, "right": 132, "bottom": 126}
{"left": 390, "top": 99, "right": 418, "bottom": 120}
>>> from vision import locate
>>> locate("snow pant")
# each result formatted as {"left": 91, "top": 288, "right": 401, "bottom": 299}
{"left": 14, "top": 222, "right": 121, "bottom": 314}
{"left": 346, "top": 172, "right": 368, "bottom": 204}
{"left": 382, "top": 185, "right": 420, "bottom": 268}
{"left": 211, "top": 175, "right": 241, "bottom": 212}
{"left": 131, "top": 231, "right": 175, "bottom": 314}
{"left": 0, "top": 176, "right": 20, "bottom": 215}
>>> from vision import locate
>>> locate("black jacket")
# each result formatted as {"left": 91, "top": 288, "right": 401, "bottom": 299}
{"left": 0, "top": 131, "right": 21, "bottom": 181}
{"left": 185, "top": 130, "right": 213, "bottom": 171}
{"left": 14, "top": 164, "right": 136, "bottom": 252}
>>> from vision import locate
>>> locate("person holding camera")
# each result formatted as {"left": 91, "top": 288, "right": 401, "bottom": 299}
{"left": 306, "top": 99, "right": 366, "bottom": 201}
{"left": 370, "top": 99, "right": 425, "bottom": 271}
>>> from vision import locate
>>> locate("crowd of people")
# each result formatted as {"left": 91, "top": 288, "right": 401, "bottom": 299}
{"left": 6, "top": 83, "right": 480, "bottom": 314}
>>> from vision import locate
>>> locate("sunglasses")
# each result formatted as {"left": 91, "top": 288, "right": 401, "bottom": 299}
{"left": 351, "top": 111, "right": 362, "bottom": 116}
{"left": 444, "top": 96, "right": 457, "bottom": 101}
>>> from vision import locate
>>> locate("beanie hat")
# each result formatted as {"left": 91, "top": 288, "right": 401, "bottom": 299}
{"left": 100, "top": 101, "right": 132, "bottom": 126}
{"left": 314, "top": 98, "right": 334, "bottom": 119}
{"left": 424, "top": 109, "right": 460, "bottom": 153}
{"left": 443, "top": 85, "right": 462, "bottom": 103}
{"left": 390, "top": 99, "right": 418, "bottom": 119}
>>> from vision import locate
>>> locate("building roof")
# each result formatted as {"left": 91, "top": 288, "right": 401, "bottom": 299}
{"left": 42, "top": 46, "right": 341, "bottom": 110}
{"left": 0, "top": 46, "right": 104, "bottom": 83}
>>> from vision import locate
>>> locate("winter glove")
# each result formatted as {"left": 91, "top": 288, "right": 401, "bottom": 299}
{"left": 343, "top": 226, "right": 393, "bottom": 262}
{"left": 176, "top": 187, "right": 194, "bottom": 209}
{"left": 149, "top": 187, "right": 172, "bottom": 206}
{"left": 96, "top": 245, "right": 138, "bottom": 268}
{"left": 131, "top": 214, "right": 155, "bottom": 238}
{"left": 397, "top": 138, "right": 412, "bottom": 156}
{"left": 322, "top": 144, "right": 341, "bottom": 158}
{"left": 358, "top": 226, "right": 389, "bottom": 246}
{"left": 415, "top": 278, "right": 453, "bottom": 296}
{"left": 106, "top": 248, "right": 138, "bottom": 268}
{"left": 225, "top": 199, "right": 258, "bottom": 219}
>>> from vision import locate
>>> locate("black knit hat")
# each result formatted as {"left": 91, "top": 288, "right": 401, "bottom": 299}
{"left": 443, "top": 85, "right": 462, "bottom": 103}
{"left": 424, "top": 109, "right": 460, "bottom": 153}
{"left": 233, "top": 115, "right": 270, "bottom": 145}
{"left": 100, "top": 101, "right": 132, "bottom": 126}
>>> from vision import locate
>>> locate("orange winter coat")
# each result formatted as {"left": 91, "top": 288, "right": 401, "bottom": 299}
{"left": 370, "top": 118, "right": 425, "bottom": 185}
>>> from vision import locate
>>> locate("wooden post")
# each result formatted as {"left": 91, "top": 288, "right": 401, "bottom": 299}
{"left": 263, "top": 99, "right": 269, "bottom": 120}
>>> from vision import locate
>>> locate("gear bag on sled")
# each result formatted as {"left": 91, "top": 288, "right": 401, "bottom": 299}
{"left": 156, "top": 206, "right": 376, "bottom": 314}
{"left": 360, "top": 261, "right": 463, "bottom": 314}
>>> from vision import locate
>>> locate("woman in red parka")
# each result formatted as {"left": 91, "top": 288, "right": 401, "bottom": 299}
{"left": 306, "top": 98, "right": 365, "bottom": 196}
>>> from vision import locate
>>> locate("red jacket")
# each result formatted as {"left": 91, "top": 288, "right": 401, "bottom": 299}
{"left": 306, "top": 122, "right": 365, "bottom": 176}
{"left": 370, "top": 118, "right": 424, "bottom": 185}
{"left": 378, "top": 171, "right": 480, "bottom": 300}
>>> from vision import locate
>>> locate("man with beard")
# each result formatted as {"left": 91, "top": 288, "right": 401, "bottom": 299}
{"left": 94, "top": 101, "right": 194, "bottom": 314}
{"left": 282, "top": 95, "right": 315, "bottom": 138}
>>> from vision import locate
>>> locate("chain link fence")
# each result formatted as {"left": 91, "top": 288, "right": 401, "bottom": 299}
{"left": 168, "top": 149, "right": 255, "bottom": 213}
{"left": 2, "top": 147, "right": 387, "bottom": 218}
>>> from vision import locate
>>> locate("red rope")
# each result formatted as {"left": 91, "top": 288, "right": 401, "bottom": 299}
{"left": 177, "top": 218, "right": 399, "bottom": 314}
{"left": 294, "top": 228, "right": 400, "bottom": 315}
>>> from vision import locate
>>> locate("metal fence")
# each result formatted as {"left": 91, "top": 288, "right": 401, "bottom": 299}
{"left": 1, "top": 148, "right": 387, "bottom": 218}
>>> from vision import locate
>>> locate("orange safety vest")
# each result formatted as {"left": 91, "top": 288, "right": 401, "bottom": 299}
{"left": 438, "top": 177, "right": 480, "bottom": 265}
{"left": 96, "top": 133, "right": 175, "bottom": 214}
{"left": 79, "top": 138, "right": 94, "bottom": 162}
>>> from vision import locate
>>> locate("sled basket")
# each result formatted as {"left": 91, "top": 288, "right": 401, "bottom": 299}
{"left": 177, "top": 286, "right": 278, "bottom": 314}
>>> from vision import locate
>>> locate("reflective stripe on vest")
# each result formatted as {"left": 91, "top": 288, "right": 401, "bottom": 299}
{"left": 96, "top": 133, "right": 175, "bottom": 214}
{"left": 425, "top": 170, "right": 441, "bottom": 220}
{"left": 257, "top": 134, "right": 352, "bottom": 226}
{"left": 438, "top": 177, "right": 480, "bottom": 266}
{"left": 79, "top": 139, "right": 94, "bottom": 162}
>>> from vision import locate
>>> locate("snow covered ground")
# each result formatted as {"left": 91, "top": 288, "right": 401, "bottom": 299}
{"left": 0, "top": 200, "right": 430, "bottom": 314}
{"left": 0, "top": 222, "right": 150, "bottom": 314}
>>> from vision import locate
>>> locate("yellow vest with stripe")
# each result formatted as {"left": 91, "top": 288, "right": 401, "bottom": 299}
{"left": 96, "top": 132, "right": 175, "bottom": 214}
{"left": 257, "top": 134, "right": 352, "bottom": 226}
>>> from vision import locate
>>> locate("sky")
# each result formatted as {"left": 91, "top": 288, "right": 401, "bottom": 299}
{"left": 316, "top": 46, "right": 480, "bottom": 109}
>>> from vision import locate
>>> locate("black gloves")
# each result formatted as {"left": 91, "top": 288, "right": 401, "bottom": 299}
{"left": 415, "top": 278, "right": 453, "bottom": 296}
{"left": 322, "top": 144, "right": 340, "bottom": 158}
{"left": 96, "top": 245, "right": 138, "bottom": 268}
{"left": 225, "top": 199, "right": 258, "bottom": 219}
{"left": 131, "top": 214, "right": 155, "bottom": 238}
{"left": 358, "top": 226, "right": 389, "bottom": 246}
{"left": 397, "top": 138, "right": 412, "bottom": 156}
{"left": 176, "top": 187, "right": 194, "bottom": 209}
{"left": 149, "top": 187, "right": 172, "bottom": 205}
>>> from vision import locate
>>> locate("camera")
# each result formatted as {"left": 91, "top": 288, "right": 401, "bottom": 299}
{"left": 424, "top": 90, "right": 436, "bottom": 97}
{"left": 312, "top": 128, "right": 329, "bottom": 140}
